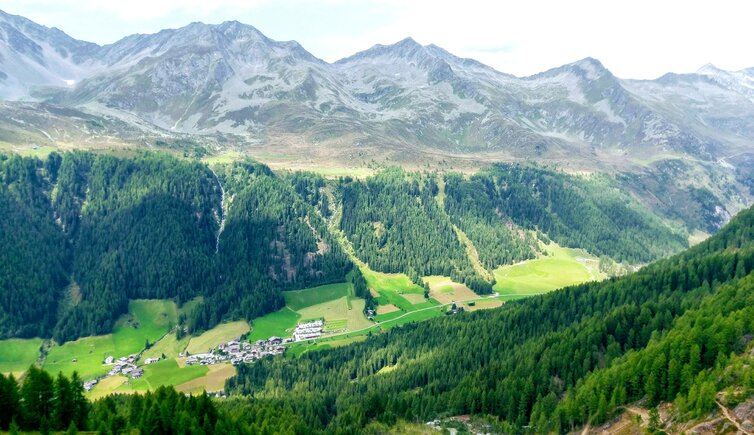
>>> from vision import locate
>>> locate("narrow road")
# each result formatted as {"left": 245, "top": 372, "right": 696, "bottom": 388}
{"left": 287, "top": 294, "right": 500, "bottom": 345}
{"left": 287, "top": 303, "right": 445, "bottom": 344}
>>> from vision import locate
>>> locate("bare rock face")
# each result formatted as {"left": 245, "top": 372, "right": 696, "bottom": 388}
{"left": 2, "top": 8, "right": 753, "bottom": 162}
{"left": 733, "top": 399, "right": 754, "bottom": 430}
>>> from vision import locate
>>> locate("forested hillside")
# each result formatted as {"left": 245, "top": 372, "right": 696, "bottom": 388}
{"left": 227, "top": 204, "right": 754, "bottom": 433}
{"left": 53, "top": 152, "right": 222, "bottom": 342}
{"left": 0, "top": 369, "right": 235, "bottom": 434}
{"left": 0, "top": 152, "right": 692, "bottom": 346}
{"left": 443, "top": 172, "right": 537, "bottom": 269}
{"left": 0, "top": 155, "right": 69, "bottom": 338}
{"left": 0, "top": 152, "right": 354, "bottom": 342}
{"left": 339, "top": 168, "right": 492, "bottom": 292}
{"left": 188, "top": 161, "right": 351, "bottom": 333}
{"left": 453, "top": 164, "right": 688, "bottom": 263}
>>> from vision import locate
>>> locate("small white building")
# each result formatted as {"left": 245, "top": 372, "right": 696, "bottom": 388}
{"left": 104, "top": 356, "right": 114, "bottom": 365}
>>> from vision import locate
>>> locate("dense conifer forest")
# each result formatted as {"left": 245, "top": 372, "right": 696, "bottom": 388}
{"left": 187, "top": 161, "right": 351, "bottom": 333}
{"left": 457, "top": 164, "right": 688, "bottom": 263}
{"left": 0, "top": 155, "right": 69, "bottom": 338}
{"left": 0, "top": 152, "right": 352, "bottom": 342}
{"left": 338, "top": 168, "right": 493, "bottom": 291}
{"left": 0, "top": 152, "right": 690, "bottom": 345}
{"left": 0, "top": 369, "right": 243, "bottom": 434}
{"left": 227, "top": 204, "right": 754, "bottom": 432}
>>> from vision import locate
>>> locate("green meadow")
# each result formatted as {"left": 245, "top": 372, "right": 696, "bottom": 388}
{"left": 283, "top": 282, "right": 351, "bottom": 311}
{"left": 247, "top": 308, "right": 301, "bottom": 342}
{"left": 0, "top": 338, "right": 43, "bottom": 375}
{"left": 360, "top": 267, "right": 440, "bottom": 317}
{"left": 493, "top": 242, "right": 605, "bottom": 296}
{"left": 185, "top": 321, "right": 250, "bottom": 354}
{"left": 248, "top": 281, "right": 373, "bottom": 342}
{"left": 44, "top": 300, "right": 177, "bottom": 379}
{"left": 117, "top": 359, "right": 208, "bottom": 392}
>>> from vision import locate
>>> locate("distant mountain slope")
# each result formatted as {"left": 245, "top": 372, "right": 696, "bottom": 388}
{"left": 445, "top": 164, "right": 687, "bottom": 264}
{"left": 0, "top": 9, "right": 752, "bottom": 231}
{"left": 0, "top": 10, "right": 98, "bottom": 99}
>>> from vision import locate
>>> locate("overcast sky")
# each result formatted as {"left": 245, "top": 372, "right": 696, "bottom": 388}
{"left": 3, "top": 0, "right": 753, "bottom": 79}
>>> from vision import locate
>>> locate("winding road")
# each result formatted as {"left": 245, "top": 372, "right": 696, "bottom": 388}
{"left": 286, "top": 294, "right": 502, "bottom": 345}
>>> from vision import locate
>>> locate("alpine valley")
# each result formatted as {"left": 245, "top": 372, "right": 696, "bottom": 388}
{"left": 1, "top": 8, "right": 754, "bottom": 434}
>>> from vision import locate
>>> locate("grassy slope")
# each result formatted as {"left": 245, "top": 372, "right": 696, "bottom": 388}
{"left": 247, "top": 308, "right": 301, "bottom": 342}
{"left": 141, "top": 331, "right": 191, "bottom": 360}
{"left": 423, "top": 276, "right": 480, "bottom": 305}
{"left": 360, "top": 267, "right": 441, "bottom": 317}
{"left": 283, "top": 282, "right": 351, "bottom": 311}
{"left": 116, "top": 359, "right": 208, "bottom": 392}
{"left": 185, "top": 321, "right": 250, "bottom": 354}
{"left": 175, "top": 364, "right": 237, "bottom": 394}
{"left": 44, "top": 300, "right": 177, "bottom": 379}
{"left": 0, "top": 338, "right": 43, "bottom": 375}
{"left": 493, "top": 241, "right": 605, "bottom": 297}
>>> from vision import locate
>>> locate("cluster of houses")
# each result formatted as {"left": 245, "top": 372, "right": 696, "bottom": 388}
{"left": 184, "top": 337, "right": 288, "bottom": 366}
{"left": 82, "top": 333, "right": 305, "bottom": 392}
{"left": 293, "top": 319, "right": 324, "bottom": 341}
{"left": 83, "top": 379, "right": 98, "bottom": 391}
{"left": 105, "top": 354, "right": 155, "bottom": 380}
{"left": 83, "top": 354, "right": 162, "bottom": 391}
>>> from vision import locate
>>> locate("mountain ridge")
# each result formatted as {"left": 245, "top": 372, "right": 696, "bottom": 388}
{"left": 1, "top": 10, "right": 753, "bottom": 233}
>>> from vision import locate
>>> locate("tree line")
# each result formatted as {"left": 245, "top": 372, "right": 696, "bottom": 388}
{"left": 0, "top": 368, "right": 254, "bottom": 434}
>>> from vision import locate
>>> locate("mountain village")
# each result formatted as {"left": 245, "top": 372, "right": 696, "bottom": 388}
{"left": 81, "top": 319, "right": 331, "bottom": 391}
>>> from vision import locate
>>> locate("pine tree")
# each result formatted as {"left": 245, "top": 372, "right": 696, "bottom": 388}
{"left": 8, "top": 418, "right": 19, "bottom": 435}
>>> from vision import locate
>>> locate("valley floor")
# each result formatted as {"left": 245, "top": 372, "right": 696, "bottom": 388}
{"left": 0, "top": 243, "right": 608, "bottom": 396}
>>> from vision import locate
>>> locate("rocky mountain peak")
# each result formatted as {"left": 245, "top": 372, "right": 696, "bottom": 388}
{"left": 336, "top": 36, "right": 431, "bottom": 64}
{"left": 696, "top": 62, "right": 724, "bottom": 76}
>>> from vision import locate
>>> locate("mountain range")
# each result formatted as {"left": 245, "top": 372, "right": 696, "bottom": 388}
{"left": 1, "top": 9, "right": 753, "bottom": 229}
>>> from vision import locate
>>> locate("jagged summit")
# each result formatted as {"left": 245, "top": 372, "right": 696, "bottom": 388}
{"left": 696, "top": 62, "right": 723, "bottom": 75}
{"left": 335, "top": 36, "right": 430, "bottom": 64}
{"left": 1, "top": 9, "right": 753, "bottom": 180}
{"left": 528, "top": 56, "right": 611, "bottom": 80}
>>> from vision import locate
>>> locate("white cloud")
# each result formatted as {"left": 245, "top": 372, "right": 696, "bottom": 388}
{"left": 2, "top": 0, "right": 754, "bottom": 78}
